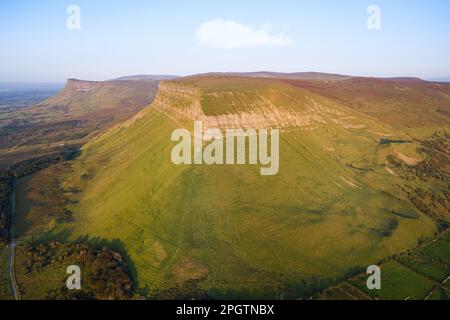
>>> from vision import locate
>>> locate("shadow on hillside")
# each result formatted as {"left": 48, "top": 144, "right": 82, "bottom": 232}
{"left": 36, "top": 227, "right": 139, "bottom": 289}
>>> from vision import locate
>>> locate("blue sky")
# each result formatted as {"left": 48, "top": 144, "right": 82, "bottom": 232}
{"left": 1, "top": 0, "right": 449, "bottom": 82}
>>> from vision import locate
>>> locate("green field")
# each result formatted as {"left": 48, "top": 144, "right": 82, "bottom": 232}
{"left": 319, "top": 230, "right": 450, "bottom": 300}
{"left": 398, "top": 237, "right": 450, "bottom": 282}
{"left": 317, "top": 282, "right": 372, "bottom": 300}
{"left": 349, "top": 261, "right": 436, "bottom": 300}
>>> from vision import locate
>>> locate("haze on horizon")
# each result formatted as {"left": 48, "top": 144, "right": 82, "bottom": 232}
{"left": 1, "top": 0, "right": 450, "bottom": 83}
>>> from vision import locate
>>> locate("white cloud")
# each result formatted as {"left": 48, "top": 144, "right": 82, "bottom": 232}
{"left": 195, "top": 19, "right": 294, "bottom": 49}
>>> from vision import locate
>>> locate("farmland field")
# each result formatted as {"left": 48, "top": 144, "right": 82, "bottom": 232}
{"left": 349, "top": 261, "right": 435, "bottom": 300}
{"left": 318, "top": 230, "right": 450, "bottom": 300}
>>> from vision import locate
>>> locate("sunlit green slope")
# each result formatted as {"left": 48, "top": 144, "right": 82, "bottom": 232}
{"left": 57, "top": 76, "right": 440, "bottom": 298}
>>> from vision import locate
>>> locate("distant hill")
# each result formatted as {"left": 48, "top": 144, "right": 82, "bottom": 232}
{"left": 39, "top": 78, "right": 158, "bottom": 118}
{"left": 113, "top": 75, "right": 179, "bottom": 81}
{"left": 192, "top": 71, "right": 353, "bottom": 81}
{"left": 0, "top": 78, "right": 159, "bottom": 166}
{"left": 236, "top": 71, "right": 353, "bottom": 80}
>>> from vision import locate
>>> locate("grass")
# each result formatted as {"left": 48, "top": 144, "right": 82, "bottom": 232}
{"left": 317, "top": 229, "right": 450, "bottom": 300}
{"left": 12, "top": 76, "right": 447, "bottom": 299}
{"left": 397, "top": 237, "right": 450, "bottom": 282}
{"left": 349, "top": 261, "right": 435, "bottom": 300}
{"left": 39, "top": 77, "right": 436, "bottom": 298}
{"left": 15, "top": 164, "right": 71, "bottom": 242}
{"left": 427, "top": 287, "right": 449, "bottom": 300}
{"left": 0, "top": 245, "right": 12, "bottom": 300}
{"left": 317, "top": 283, "right": 372, "bottom": 300}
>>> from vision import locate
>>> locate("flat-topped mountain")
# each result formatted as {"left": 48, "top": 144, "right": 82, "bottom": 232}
{"left": 37, "top": 78, "right": 158, "bottom": 118}
{"left": 0, "top": 78, "right": 160, "bottom": 166}
{"left": 46, "top": 74, "right": 449, "bottom": 299}
{"left": 113, "top": 75, "right": 179, "bottom": 81}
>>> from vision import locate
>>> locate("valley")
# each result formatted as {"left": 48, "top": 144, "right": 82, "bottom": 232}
{"left": 0, "top": 78, "right": 160, "bottom": 168}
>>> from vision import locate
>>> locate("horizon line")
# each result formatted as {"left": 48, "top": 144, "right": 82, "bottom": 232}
{"left": 2, "top": 71, "right": 450, "bottom": 84}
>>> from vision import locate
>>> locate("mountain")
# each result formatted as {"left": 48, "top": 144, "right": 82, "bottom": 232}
{"left": 194, "top": 71, "right": 352, "bottom": 81}
{"left": 37, "top": 78, "right": 158, "bottom": 118}
{"left": 113, "top": 75, "right": 179, "bottom": 81}
{"left": 278, "top": 76, "right": 450, "bottom": 128}
{"left": 26, "top": 74, "right": 447, "bottom": 299}
{"left": 0, "top": 78, "right": 159, "bottom": 166}
{"left": 232, "top": 71, "right": 353, "bottom": 80}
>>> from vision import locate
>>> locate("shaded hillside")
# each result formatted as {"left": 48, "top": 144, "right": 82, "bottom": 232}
{"left": 28, "top": 75, "right": 448, "bottom": 299}
{"left": 0, "top": 79, "right": 159, "bottom": 167}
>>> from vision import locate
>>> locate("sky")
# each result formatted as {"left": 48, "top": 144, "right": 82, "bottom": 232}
{"left": 1, "top": 0, "right": 449, "bottom": 82}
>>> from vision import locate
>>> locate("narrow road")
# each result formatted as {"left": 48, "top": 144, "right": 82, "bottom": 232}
{"left": 7, "top": 177, "right": 19, "bottom": 300}
{"left": 8, "top": 241, "right": 18, "bottom": 300}
{"left": 425, "top": 276, "right": 450, "bottom": 300}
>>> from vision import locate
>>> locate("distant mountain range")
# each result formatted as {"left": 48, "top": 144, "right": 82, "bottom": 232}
{"left": 4, "top": 71, "right": 448, "bottom": 86}
{"left": 112, "top": 75, "right": 179, "bottom": 81}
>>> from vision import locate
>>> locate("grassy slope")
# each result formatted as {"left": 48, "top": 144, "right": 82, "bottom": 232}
{"left": 36, "top": 76, "right": 441, "bottom": 298}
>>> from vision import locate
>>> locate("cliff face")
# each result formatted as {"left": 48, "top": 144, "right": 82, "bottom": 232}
{"left": 37, "top": 78, "right": 159, "bottom": 118}
{"left": 144, "top": 79, "right": 353, "bottom": 132}
{"left": 65, "top": 79, "right": 101, "bottom": 92}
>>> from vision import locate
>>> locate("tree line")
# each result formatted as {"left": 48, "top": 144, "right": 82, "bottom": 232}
{"left": 0, "top": 170, "right": 13, "bottom": 244}
{"left": 0, "top": 150, "right": 79, "bottom": 244}
{"left": 21, "top": 242, "right": 140, "bottom": 300}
